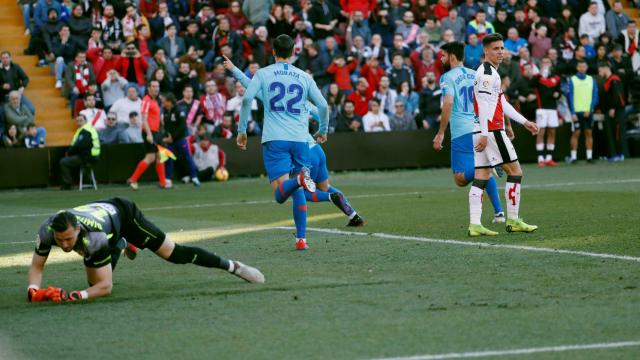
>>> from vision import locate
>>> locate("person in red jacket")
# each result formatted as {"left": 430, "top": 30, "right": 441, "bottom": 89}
{"left": 117, "top": 42, "right": 149, "bottom": 95}
{"left": 327, "top": 54, "right": 358, "bottom": 94}
{"left": 360, "top": 56, "right": 385, "bottom": 94}
{"left": 138, "top": 0, "right": 158, "bottom": 20}
{"left": 86, "top": 47, "right": 121, "bottom": 85}
{"left": 346, "top": 77, "right": 373, "bottom": 116}
{"left": 339, "top": 0, "right": 377, "bottom": 18}
{"left": 433, "top": 0, "right": 450, "bottom": 21}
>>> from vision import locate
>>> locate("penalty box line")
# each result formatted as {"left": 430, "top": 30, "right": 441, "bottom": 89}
{"left": 273, "top": 227, "right": 640, "bottom": 263}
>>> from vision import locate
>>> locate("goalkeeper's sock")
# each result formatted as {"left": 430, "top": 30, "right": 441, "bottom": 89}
{"left": 275, "top": 178, "right": 300, "bottom": 203}
{"left": 469, "top": 179, "right": 486, "bottom": 225}
{"left": 505, "top": 176, "right": 522, "bottom": 220}
{"left": 130, "top": 160, "right": 149, "bottom": 182}
{"left": 486, "top": 176, "right": 503, "bottom": 215}
{"left": 167, "top": 244, "right": 230, "bottom": 270}
{"left": 292, "top": 189, "right": 307, "bottom": 239}
{"left": 155, "top": 161, "right": 166, "bottom": 187}
{"left": 305, "top": 190, "right": 331, "bottom": 202}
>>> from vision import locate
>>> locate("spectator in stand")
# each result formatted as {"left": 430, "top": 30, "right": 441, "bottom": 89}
{"left": 466, "top": 9, "right": 494, "bottom": 40}
{"left": 498, "top": 51, "right": 521, "bottom": 83}
{"left": 117, "top": 42, "right": 149, "bottom": 95}
{"left": 88, "top": 27, "right": 103, "bottom": 50}
{"left": 433, "top": 0, "right": 449, "bottom": 21}
{"left": 226, "top": 80, "right": 260, "bottom": 136}
{"left": 68, "top": 4, "right": 92, "bottom": 46}
{"left": 178, "top": 45, "right": 208, "bottom": 84}
{"left": 149, "top": 1, "right": 179, "bottom": 40}
{"left": 226, "top": 1, "right": 248, "bottom": 31}
{"left": 150, "top": 68, "right": 172, "bottom": 93}
{"left": 2, "top": 124, "right": 20, "bottom": 148}
{"left": 606, "top": 1, "right": 629, "bottom": 39}
{"left": 79, "top": 93, "right": 106, "bottom": 130}
{"left": 505, "top": 28, "right": 528, "bottom": 58}
{"left": 524, "top": 8, "right": 556, "bottom": 39}
{"left": 396, "top": 11, "right": 421, "bottom": 47}
{"left": 158, "top": 24, "right": 186, "bottom": 61}
{"left": 420, "top": 17, "right": 439, "bottom": 45}
{"left": 347, "top": 10, "right": 371, "bottom": 46}
{"left": 532, "top": 57, "right": 561, "bottom": 167}
{"left": 327, "top": 54, "right": 357, "bottom": 95}
{"left": 360, "top": 56, "right": 385, "bottom": 95}
{"left": 190, "top": 133, "right": 226, "bottom": 182}
{"left": 518, "top": 46, "right": 540, "bottom": 74}
{"left": 610, "top": 44, "right": 633, "bottom": 91}
{"left": 138, "top": 0, "right": 158, "bottom": 20}
{"left": 23, "top": 124, "right": 44, "bottom": 148}
{"left": 347, "top": 77, "right": 372, "bottom": 117}
{"left": 568, "top": 60, "right": 598, "bottom": 163}
{"left": 555, "top": 27, "right": 578, "bottom": 70}
{"left": 386, "top": 0, "right": 408, "bottom": 26}
{"left": 267, "top": 4, "right": 295, "bottom": 39}
{"left": 557, "top": 6, "right": 578, "bottom": 35}
{"left": 4, "top": 91, "right": 45, "bottom": 144}
{"left": 410, "top": 45, "right": 438, "bottom": 91}
{"left": 242, "top": 0, "right": 273, "bottom": 27}
{"left": 513, "top": 62, "right": 538, "bottom": 120}
{"left": 53, "top": 25, "right": 81, "bottom": 89}
{"left": 363, "top": 98, "right": 390, "bottom": 132}
{"left": 99, "top": 5, "right": 123, "bottom": 51}
{"left": 199, "top": 80, "right": 226, "bottom": 132}
{"left": 418, "top": 73, "right": 441, "bottom": 129}
{"left": 176, "top": 85, "right": 201, "bottom": 131}
{"left": 464, "top": 33, "right": 482, "bottom": 70}
{"left": 59, "top": 114, "right": 100, "bottom": 190}
{"left": 493, "top": 8, "right": 511, "bottom": 38}
{"left": 617, "top": 20, "right": 640, "bottom": 73}
{"left": 125, "top": 111, "right": 143, "bottom": 143}
{"left": 335, "top": 100, "right": 363, "bottom": 132}
{"left": 147, "top": 48, "right": 177, "bottom": 83}
{"left": 386, "top": 53, "right": 414, "bottom": 91}
{"left": 64, "top": 50, "right": 95, "bottom": 117}
{"left": 483, "top": 0, "right": 498, "bottom": 23}
{"left": 308, "top": 0, "right": 339, "bottom": 42}
{"left": 325, "top": 83, "right": 344, "bottom": 131}
{"left": 99, "top": 114, "right": 130, "bottom": 144}
{"left": 598, "top": 63, "right": 628, "bottom": 161}
{"left": 0, "top": 52, "right": 34, "bottom": 112}
{"left": 389, "top": 33, "right": 411, "bottom": 58}
{"left": 121, "top": 3, "right": 146, "bottom": 43}
{"left": 33, "top": 0, "right": 61, "bottom": 35}
{"left": 396, "top": 80, "right": 419, "bottom": 116}
{"left": 411, "top": 0, "right": 432, "bottom": 24}
{"left": 110, "top": 85, "right": 141, "bottom": 124}
{"left": 579, "top": 2, "right": 606, "bottom": 44}
{"left": 101, "top": 69, "right": 128, "bottom": 110}
{"left": 441, "top": 7, "right": 466, "bottom": 43}
{"left": 579, "top": 34, "right": 596, "bottom": 59}
{"left": 87, "top": 47, "right": 121, "bottom": 86}
{"left": 369, "top": 33, "right": 389, "bottom": 68}
{"left": 211, "top": 111, "right": 237, "bottom": 139}
{"left": 371, "top": 9, "right": 396, "bottom": 49}
{"left": 28, "top": 8, "right": 62, "bottom": 66}
{"left": 389, "top": 100, "right": 417, "bottom": 131}
{"left": 183, "top": 21, "right": 205, "bottom": 58}
{"left": 529, "top": 24, "right": 552, "bottom": 61}
{"left": 458, "top": 0, "right": 480, "bottom": 22}
{"left": 347, "top": 35, "right": 372, "bottom": 71}
{"left": 374, "top": 75, "right": 398, "bottom": 115}
{"left": 160, "top": 93, "right": 199, "bottom": 187}
{"left": 173, "top": 62, "right": 200, "bottom": 98}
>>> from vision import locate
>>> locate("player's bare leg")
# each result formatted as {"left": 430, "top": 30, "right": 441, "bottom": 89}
{"left": 584, "top": 129, "right": 594, "bottom": 163}
{"left": 570, "top": 129, "right": 581, "bottom": 163}
{"left": 536, "top": 128, "right": 547, "bottom": 167}
{"left": 468, "top": 168, "right": 498, "bottom": 236}
{"left": 154, "top": 237, "right": 264, "bottom": 283}
{"left": 501, "top": 161, "right": 537, "bottom": 233}
{"left": 545, "top": 128, "right": 557, "bottom": 166}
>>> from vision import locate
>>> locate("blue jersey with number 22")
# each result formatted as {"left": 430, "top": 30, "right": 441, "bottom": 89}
{"left": 239, "top": 61, "right": 329, "bottom": 144}
{"left": 439, "top": 66, "right": 476, "bottom": 140}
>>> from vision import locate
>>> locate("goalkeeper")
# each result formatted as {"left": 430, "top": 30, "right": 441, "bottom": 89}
{"left": 27, "top": 197, "right": 264, "bottom": 303}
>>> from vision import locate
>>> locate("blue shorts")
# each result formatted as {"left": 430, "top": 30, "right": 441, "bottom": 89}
{"left": 450, "top": 133, "right": 474, "bottom": 174}
{"left": 262, "top": 140, "right": 310, "bottom": 182}
{"left": 309, "top": 145, "right": 329, "bottom": 183}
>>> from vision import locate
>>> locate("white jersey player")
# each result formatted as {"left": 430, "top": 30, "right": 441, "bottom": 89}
{"left": 468, "top": 33, "right": 540, "bottom": 236}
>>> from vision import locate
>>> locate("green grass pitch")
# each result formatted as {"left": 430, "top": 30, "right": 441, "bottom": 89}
{"left": 1, "top": 160, "right": 639, "bottom": 360}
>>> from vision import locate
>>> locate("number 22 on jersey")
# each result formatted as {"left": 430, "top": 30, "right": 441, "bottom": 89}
{"left": 269, "top": 82, "right": 303, "bottom": 114}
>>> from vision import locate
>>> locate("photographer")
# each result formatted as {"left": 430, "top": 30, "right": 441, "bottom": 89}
{"left": 117, "top": 42, "right": 149, "bottom": 96}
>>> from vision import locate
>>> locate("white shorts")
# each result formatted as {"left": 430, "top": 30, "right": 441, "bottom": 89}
{"left": 473, "top": 130, "right": 519, "bottom": 168}
{"left": 535, "top": 109, "right": 559, "bottom": 128}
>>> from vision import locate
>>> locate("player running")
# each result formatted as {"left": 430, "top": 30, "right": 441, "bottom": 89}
{"left": 469, "top": 33, "right": 539, "bottom": 236}
{"left": 433, "top": 41, "right": 505, "bottom": 224}
{"left": 222, "top": 56, "right": 364, "bottom": 227}
{"left": 26, "top": 197, "right": 264, "bottom": 303}
{"left": 237, "top": 35, "right": 329, "bottom": 250}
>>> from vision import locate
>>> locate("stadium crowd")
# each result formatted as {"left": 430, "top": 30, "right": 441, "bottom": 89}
{"left": 1, "top": 0, "right": 638, "bottom": 168}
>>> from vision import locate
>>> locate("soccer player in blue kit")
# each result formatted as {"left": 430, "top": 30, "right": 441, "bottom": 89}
{"left": 223, "top": 56, "right": 364, "bottom": 227}
{"left": 237, "top": 35, "right": 330, "bottom": 250}
{"left": 432, "top": 41, "right": 505, "bottom": 225}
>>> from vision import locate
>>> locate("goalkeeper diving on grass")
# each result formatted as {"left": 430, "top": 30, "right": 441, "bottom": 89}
{"left": 222, "top": 54, "right": 364, "bottom": 227}
{"left": 26, "top": 197, "right": 264, "bottom": 303}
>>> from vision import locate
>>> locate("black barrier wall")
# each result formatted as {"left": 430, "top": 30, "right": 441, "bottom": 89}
{"left": 0, "top": 125, "right": 625, "bottom": 189}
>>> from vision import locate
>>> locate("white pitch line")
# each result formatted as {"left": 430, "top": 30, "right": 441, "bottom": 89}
{"left": 366, "top": 340, "right": 640, "bottom": 360}
{"left": 0, "top": 177, "right": 637, "bottom": 220}
{"left": 275, "top": 227, "right": 640, "bottom": 263}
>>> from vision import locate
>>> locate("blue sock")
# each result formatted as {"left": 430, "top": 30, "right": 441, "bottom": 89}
{"left": 275, "top": 178, "right": 300, "bottom": 204}
{"left": 327, "top": 186, "right": 356, "bottom": 216}
{"left": 292, "top": 189, "right": 307, "bottom": 239}
{"left": 486, "top": 176, "right": 504, "bottom": 214}
{"left": 305, "top": 190, "right": 331, "bottom": 202}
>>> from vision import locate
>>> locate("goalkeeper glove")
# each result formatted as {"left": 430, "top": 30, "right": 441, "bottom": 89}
{"left": 50, "top": 288, "right": 86, "bottom": 302}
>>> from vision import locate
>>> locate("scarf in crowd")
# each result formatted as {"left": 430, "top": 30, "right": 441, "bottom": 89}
{"left": 201, "top": 93, "right": 225, "bottom": 124}
{"left": 101, "top": 16, "right": 122, "bottom": 42}
{"left": 75, "top": 63, "right": 90, "bottom": 94}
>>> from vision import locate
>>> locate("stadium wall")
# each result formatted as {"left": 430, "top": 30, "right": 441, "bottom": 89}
{"left": 1, "top": 126, "right": 637, "bottom": 189}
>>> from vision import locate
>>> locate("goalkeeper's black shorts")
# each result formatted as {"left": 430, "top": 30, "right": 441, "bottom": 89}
{"left": 102, "top": 197, "right": 166, "bottom": 252}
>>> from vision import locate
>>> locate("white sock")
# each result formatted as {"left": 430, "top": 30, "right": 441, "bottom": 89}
{"left": 586, "top": 149, "right": 593, "bottom": 160}
{"left": 469, "top": 186, "right": 484, "bottom": 225}
{"left": 505, "top": 177, "right": 522, "bottom": 220}
{"left": 227, "top": 261, "right": 236, "bottom": 273}
{"left": 570, "top": 150, "right": 577, "bottom": 160}
{"left": 546, "top": 143, "right": 554, "bottom": 161}
{"left": 536, "top": 143, "right": 544, "bottom": 162}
